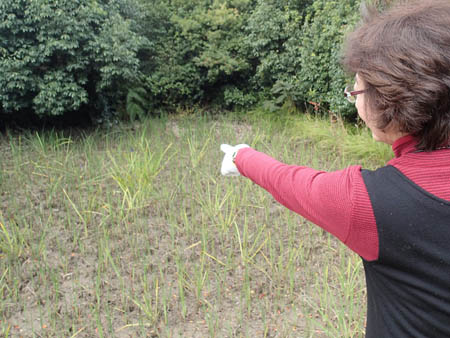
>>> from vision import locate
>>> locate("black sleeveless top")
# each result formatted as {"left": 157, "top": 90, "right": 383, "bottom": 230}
{"left": 362, "top": 165, "right": 450, "bottom": 337}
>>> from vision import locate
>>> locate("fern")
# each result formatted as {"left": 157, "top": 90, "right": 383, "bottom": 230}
{"left": 126, "top": 87, "right": 148, "bottom": 121}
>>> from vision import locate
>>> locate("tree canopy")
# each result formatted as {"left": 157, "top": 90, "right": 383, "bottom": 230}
{"left": 0, "top": 0, "right": 362, "bottom": 124}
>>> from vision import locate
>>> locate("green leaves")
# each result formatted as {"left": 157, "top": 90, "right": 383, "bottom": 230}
{"left": 129, "top": 0, "right": 361, "bottom": 116}
{"left": 140, "top": 0, "right": 254, "bottom": 109}
{"left": 0, "top": 0, "right": 146, "bottom": 119}
{"left": 1, "top": 0, "right": 362, "bottom": 122}
{"left": 126, "top": 87, "right": 149, "bottom": 121}
{"left": 33, "top": 71, "right": 88, "bottom": 116}
{"left": 291, "top": 0, "right": 360, "bottom": 116}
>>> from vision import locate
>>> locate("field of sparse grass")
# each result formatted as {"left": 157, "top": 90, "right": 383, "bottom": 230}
{"left": 0, "top": 111, "right": 392, "bottom": 337}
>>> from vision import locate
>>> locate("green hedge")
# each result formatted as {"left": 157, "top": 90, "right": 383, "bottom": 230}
{"left": 0, "top": 0, "right": 146, "bottom": 122}
{"left": 137, "top": 0, "right": 361, "bottom": 116}
{"left": 1, "top": 0, "right": 362, "bottom": 122}
{"left": 295, "top": 0, "right": 360, "bottom": 116}
{"left": 140, "top": 0, "right": 256, "bottom": 110}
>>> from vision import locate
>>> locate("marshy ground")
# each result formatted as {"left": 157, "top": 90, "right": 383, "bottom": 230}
{"left": 0, "top": 112, "right": 390, "bottom": 337}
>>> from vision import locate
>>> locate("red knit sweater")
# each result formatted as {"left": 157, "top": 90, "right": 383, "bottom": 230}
{"left": 235, "top": 135, "right": 450, "bottom": 261}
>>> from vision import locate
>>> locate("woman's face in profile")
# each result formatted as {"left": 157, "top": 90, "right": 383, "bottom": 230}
{"left": 354, "top": 74, "right": 407, "bottom": 145}
{"left": 354, "top": 74, "right": 369, "bottom": 125}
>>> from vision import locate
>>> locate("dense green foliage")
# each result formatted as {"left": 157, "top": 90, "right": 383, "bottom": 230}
{"left": 0, "top": 0, "right": 362, "bottom": 123}
{"left": 138, "top": 0, "right": 359, "bottom": 115}
{"left": 139, "top": 0, "right": 256, "bottom": 110}
{"left": 0, "top": 0, "right": 146, "bottom": 122}
{"left": 295, "top": 0, "right": 360, "bottom": 116}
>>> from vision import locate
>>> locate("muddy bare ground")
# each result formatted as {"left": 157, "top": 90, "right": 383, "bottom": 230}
{"left": 1, "top": 118, "right": 366, "bottom": 337}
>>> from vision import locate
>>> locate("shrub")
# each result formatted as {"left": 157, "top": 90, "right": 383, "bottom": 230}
{"left": 0, "top": 0, "right": 147, "bottom": 122}
{"left": 243, "top": 0, "right": 358, "bottom": 118}
{"left": 133, "top": 0, "right": 363, "bottom": 117}
{"left": 139, "top": 0, "right": 254, "bottom": 110}
{"left": 293, "top": 0, "right": 361, "bottom": 117}
{"left": 245, "top": 0, "right": 312, "bottom": 88}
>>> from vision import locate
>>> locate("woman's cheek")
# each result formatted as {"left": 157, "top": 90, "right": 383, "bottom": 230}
{"left": 356, "top": 101, "right": 367, "bottom": 123}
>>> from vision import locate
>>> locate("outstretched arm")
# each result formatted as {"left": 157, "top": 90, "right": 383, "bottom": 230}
{"left": 221, "top": 145, "right": 378, "bottom": 261}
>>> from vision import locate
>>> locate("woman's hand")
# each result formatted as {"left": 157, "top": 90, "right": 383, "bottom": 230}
{"left": 220, "top": 144, "right": 249, "bottom": 176}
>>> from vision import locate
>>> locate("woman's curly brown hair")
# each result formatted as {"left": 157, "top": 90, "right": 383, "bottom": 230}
{"left": 342, "top": 0, "right": 450, "bottom": 151}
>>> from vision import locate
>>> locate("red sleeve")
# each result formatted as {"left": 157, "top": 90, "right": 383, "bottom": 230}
{"left": 235, "top": 147, "right": 379, "bottom": 261}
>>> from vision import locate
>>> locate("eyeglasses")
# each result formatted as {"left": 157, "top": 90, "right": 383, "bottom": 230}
{"left": 344, "top": 86, "right": 365, "bottom": 103}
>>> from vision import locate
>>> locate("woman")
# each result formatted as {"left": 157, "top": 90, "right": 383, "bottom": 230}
{"left": 220, "top": 1, "right": 450, "bottom": 336}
